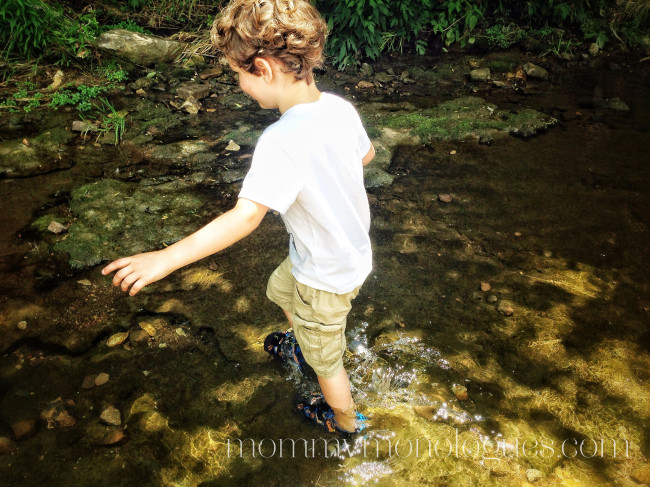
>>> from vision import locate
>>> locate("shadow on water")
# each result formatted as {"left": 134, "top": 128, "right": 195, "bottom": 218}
{"left": 0, "top": 53, "right": 649, "bottom": 486}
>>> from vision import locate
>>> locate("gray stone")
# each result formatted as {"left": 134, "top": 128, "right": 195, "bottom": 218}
{"left": 94, "top": 29, "right": 185, "bottom": 66}
{"left": 363, "top": 166, "right": 395, "bottom": 188}
{"left": 469, "top": 67, "right": 491, "bottom": 81}
{"left": 72, "top": 120, "right": 99, "bottom": 133}
{"left": 374, "top": 72, "right": 393, "bottom": 84}
{"left": 522, "top": 62, "right": 548, "bottom": 80}
{"left": 176, "top": 82, "right": 211, "bottom": 100}
{"left": 180, "top": 96, "right": 202, "bottom": 114}
{"left": 360, "top": 63, "right": 374, "bottom": 77}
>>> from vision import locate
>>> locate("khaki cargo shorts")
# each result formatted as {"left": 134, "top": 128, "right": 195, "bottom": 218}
{"left": 266, "top": 257, "right": 360, "bottom": 379}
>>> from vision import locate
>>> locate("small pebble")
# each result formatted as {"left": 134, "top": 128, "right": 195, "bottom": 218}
{"left": 95, "top": 372, "right": 110, "bottom": 386}
{"left": 225, "top": 140, "right": 240, "bottom": 151}
{"left": 543, "top": 250, "right": 553, "bottom": 258}
{"left": 107, "top": 332, "right": 129, "bottom": 347}
{"left": 175, "top": 327, "right": 186, "bottom": 337}
{"left": 139, "top": 322, "right": 157, "bottom": 336}
{"left": 480, "top": 282, "right": 491, "bottom": 292}
{"left": 47, "top": 221, "right": 67, "bottom": 234}
{"left": 158, "top": 343, "right": 167, "bottom": 348}
{"left": 100, "top": 406, "right": 122, "bottom": 426}
{"left": 102, "top": 429, "right": 127, "bottom": 446}
{"left": 487, "top": 295, "right": 498, "bottom": 303}
{"left": 497, "top": 300, "right": 514, "bottom": 316}
{"left": 450, "top": 150, "right": 457, "bottom": 155}
{"left": 17, "top": 321, "right": 27, "bottom": 331}
{"left": 438, "top": 194, "right": 453, "bottom": 203}
{"left": 82, "top": 374, "right": 97, "bottom": 389}
{"left": 452, "top": 384, "right": 468, "bottom": 400}
{"left": 0, "top": 437, "right": 17, "bottom": 455}
{"left": 514, "top": 232, "right": 522, "bottom": 237}
{"left": 77, "top": 279, "right": 92, "bottom": 286}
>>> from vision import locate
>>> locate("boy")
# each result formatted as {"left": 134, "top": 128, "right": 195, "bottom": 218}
{"left": 102, "top": 0, "right": 375, "bottom": 434}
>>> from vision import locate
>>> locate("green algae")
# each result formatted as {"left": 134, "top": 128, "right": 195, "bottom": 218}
{"left": 55, "top": 179, "right": 208, "bottom": 269}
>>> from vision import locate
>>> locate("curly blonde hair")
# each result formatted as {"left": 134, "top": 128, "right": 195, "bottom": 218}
{"left": 211, "top": 0, "right": 328, "bottom": 83}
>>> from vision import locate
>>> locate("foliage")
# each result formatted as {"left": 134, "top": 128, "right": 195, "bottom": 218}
{"left": 81, "top": 97, "right": 127, "bottom": 144}
{"left": 49, "top": 84, "right": 109, "bottom": 112}
{"left": 0, "top": 0, "right": 52, "bottom": 59}
{"left": 484, "top": 23, "right": 527, "bottom": 49}
{"left": 0, "top": 81, "right": 43, "bottom": 112}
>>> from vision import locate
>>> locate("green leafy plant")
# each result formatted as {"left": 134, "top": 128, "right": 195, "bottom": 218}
{"left": 485, "top": 22, "right": 526, "bottom": 48}
{"left": 50, "top": 83, "right": 109, "bottom": 112}
{"left": 0, "top": 0, "right": 51, "bottom": 59}
{"left": 97, "top": 60, "right": 129, "bottom": 83}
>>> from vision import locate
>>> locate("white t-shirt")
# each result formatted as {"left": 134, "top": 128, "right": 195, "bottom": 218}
{"left": 239, "top": 92, "right": 372, "bottom": 294}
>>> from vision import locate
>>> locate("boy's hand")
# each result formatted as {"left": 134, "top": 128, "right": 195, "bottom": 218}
{"left": 101, "top": 251, "right": 172, "bottom": 296}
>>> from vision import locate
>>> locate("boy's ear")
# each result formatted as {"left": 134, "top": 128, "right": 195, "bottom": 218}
{"left": 253, "top": 57, "right": 274, "bottom": 83}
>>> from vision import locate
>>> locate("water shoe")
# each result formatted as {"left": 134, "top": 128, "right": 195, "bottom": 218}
{"left": 264, "top": 330, "right": 307, "bottom": 372}
{"left": 295, "top": 393, "right": 368, "bottom": 436}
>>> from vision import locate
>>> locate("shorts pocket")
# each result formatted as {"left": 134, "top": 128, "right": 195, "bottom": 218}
{"left": 292, "top": 317, "right": 345, "bottom": 374}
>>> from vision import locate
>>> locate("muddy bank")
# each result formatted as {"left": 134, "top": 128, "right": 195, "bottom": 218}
{"left": 1, "top": 49, "right": 649, "bottom": 486}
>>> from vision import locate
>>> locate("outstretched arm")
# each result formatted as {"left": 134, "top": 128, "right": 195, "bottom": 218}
{"left": 362, "top": 143, "right": 375, "bottom": 166}
{"left": 102, "top": 197, "right": 268, "bottom": 296}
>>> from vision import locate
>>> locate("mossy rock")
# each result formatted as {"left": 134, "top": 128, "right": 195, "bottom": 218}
{"left": 54, "top": 179, "right": 209, "bottom": 269}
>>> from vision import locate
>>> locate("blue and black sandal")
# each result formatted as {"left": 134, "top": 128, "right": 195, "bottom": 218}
{"left": 295, "top": 393, "right": 368, "bottom": 436}
{"left": 264, "top": 330, "right": 307, "bottom": 372}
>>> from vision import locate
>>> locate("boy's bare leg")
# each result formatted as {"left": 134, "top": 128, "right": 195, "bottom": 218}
{"left": 318, "top": 368, "right": 357, "bottom": 432}
{"left": 283, "top": 309, "right": 357, "bottom": 431}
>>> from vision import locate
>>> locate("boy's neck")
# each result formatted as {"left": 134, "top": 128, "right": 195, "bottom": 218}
{"left": 276, "top": 76, "right": 321, "bottom": 114}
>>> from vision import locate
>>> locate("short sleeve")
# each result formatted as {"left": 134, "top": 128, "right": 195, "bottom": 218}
{"left": 352, "top": 107, "right": 372, "bottom": 157}
{"left": 238, "top": 135, "right": 302, "bottom": 214}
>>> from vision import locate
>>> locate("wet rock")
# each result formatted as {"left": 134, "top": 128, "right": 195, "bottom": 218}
{"left": 487, "top": 295, "right": 498, "bottom": 304}
{"left": 11, "top": 419, "right": 37, "bottom": 440}
{"left": 107, "top": 332, "right": 129, "bottom": 347}
{"left": 180, "top": 96, "right": 202, "bottom": 114}
{"left": 356, "top": 80, "right": 375, "bottom": 89}
{"left": 17, "top": 321, "right": 27, "bottom": 330}
{"left": 102, "top": 428, "right": 127, "bottom": 446}
{"left": 128, "top": 393, "right": 158, "bottom": 418}
{"left": 543, "top": 250, "right": 553, "bottom": 258}
{"left": 138, "top": 411, "right": 169, "bottom": 433}
{"left": 438, "top": 194, "right": 453, "bottom": 203}
{"left": 40, "top": 398, "right": 76, "bottom": 429}
{"left": 480, "top": 282, "right": 491, "bottom": 292}
{"left": 199, "top": 66, "right": 223, "bottom": 80}
{"left": 225, "top": 140, "right": 241, "bottom": 151}
{"left": 77, "top": 279, "right": 92, "bottom": 286}
{"left": 0, "top": 129, "right": 76, "bottom": 178}
{"left": 0, "top": 437, "right": 17, "bottom": 454}
{"left": 599, "top": 98, "right": 629, "bottom": 111}
{"left": 72, "top": 121, "right": 99, "bottom": 133}
{"left": 95, "top": 373, "right": 110, "bottom": 386}
{"left": 139, "top": 321, "right": 158, "bottom": 337}
{"left": 374, "top": 72, "right": 393, "bottom": 83}
{"left": 526, "top": 469, "right": 544, "bottom": 482}
{"left": 54, "top": 179, "right": 206, "bottom": 269}
{"left": 366, "top": 96, "right": 557, "bottom": 146}
{"left": 414, "top": 405, "right": 436, "bottom": 420}
{"left": 631, "top": 465, "right": 650, "bottom": 485}
{"left": 47, "top": 221, "right": 67, "bottom": 234}
{"left": 363, "top": 166, "right": 395, "bottom": 188}
{"left": 359, "top": 63, "right": 373, "bottom": 77}
{"left": 94, "top": 29, "right": 184, "bottom": 66}
{"left": 497, "top": 300, "right": 514, "bottom": 316}
{"left": 522, "top": 62, "right": 548, "bottom": 80}
{"left": 469, "top": 68, "right": 490, "bottom": 81}
{"left": 472, "top": 291, "right": 482, "bottom": 300}
{"left": 177, "top": 82, "right": 211, "bottom": 101}
{"left": 492, "top": 80, "right": 509, "bottom": 89}
{"left": 82, "top": 374, "right": 97, "bottom": 389}
{"left": 129, "top": 329, "right": 150, "bottom": 343}
{"left": 452, "top": 384, "right": 468, "bottom": 400}
{"left": 589, "top": 42, "right": 599, "bottom": 56}
{"left": 100, "top": 406, "right": 122, "bottom": 426}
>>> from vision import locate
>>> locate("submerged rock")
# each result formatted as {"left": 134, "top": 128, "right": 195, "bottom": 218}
{"left": 0, "top": 129, "right": 76, "bottom": 179}
{"left": 0, "top": 437, "right": 17, "bottom": 454}
{"left": 100, "top": 406, "right": 122, "bottom": 426}
{"left": 497, "top": 300, "right": 515, "bottom": 316}
{"left": 40, "top": 398, "right": 75, "bottom": 429}
{"left": 522, "top": 62, "right": 549, "bottom": 80}
{"left": 11, "top": 419, "right": 37, "bottom": 440}
{"left": 94, "top": 29, "right": 184, "bottom": 66}
{"left": 469, "top": 67, "right": 491, "bottom": 81}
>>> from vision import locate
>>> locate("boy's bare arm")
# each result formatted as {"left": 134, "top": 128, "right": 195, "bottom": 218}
{"left": 102, "top": 198, "right": 268, "bottom": 296}
{"left": 362, "top": 143, "right": 375, "bottom": 166}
